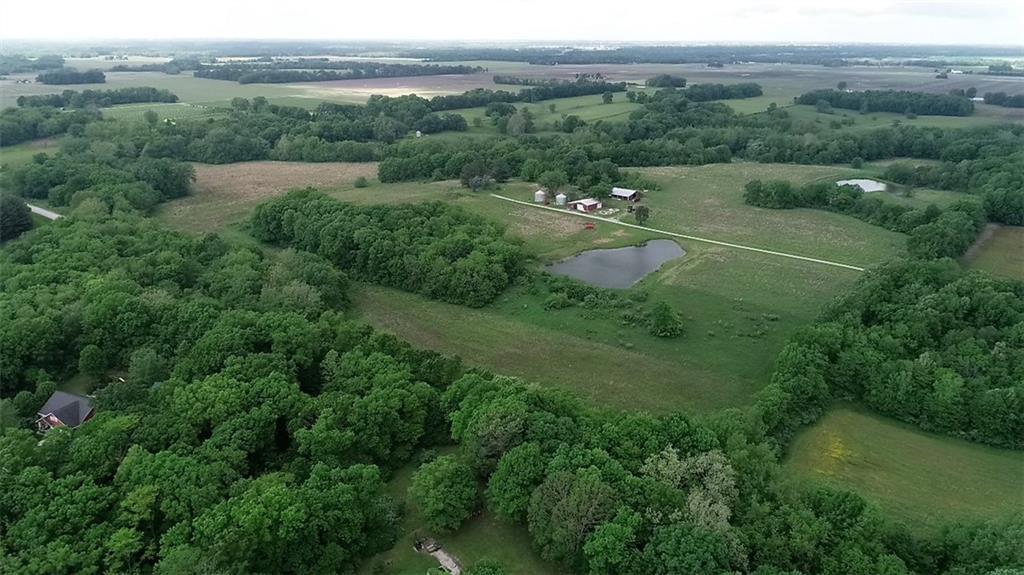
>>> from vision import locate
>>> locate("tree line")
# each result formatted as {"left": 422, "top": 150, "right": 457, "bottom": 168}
{"left": 796, "top": 89, "right": 975, "bottom": 116}
{"left": 0, "top": 54, "right": 64, "bottom": 75}
{"left": 492, "top": 73, "right": 606, "bottom": 86}
{"left": 193, "top": 61, "right": 482, "bottom": 84}
{"left": 16, "top": 87, "right": 179, "bottom": 109}
{"left": 881, "top": 154, "right": 1024, "bottom": 225}
{"left": 35, "top": 68, "right": 106, "bottom": 85}
{"left": 982, "top": 91, "right": 1024, "bottom": 108}
{"left": 753, "top": 258, "right": 1024, "bottom": 449}
{"left": 0, "top": 106, "right": 100, "bottom": 147}
{"left": 743, "top": 179, "right": 988, "bottom": 259}
{"left": 251, "top": 189, "right": 525, "bottom": 307}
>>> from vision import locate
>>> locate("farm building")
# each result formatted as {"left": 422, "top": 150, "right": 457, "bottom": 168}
{"left": 611, "top": 187, "right": 639, "bottom": 201}
{"left": 568, "top": 198, "right": 602, "bottom": 213}
{"left": 36, "top": 391, "right": 95, "bottom": 433}
{"left": 534, "top": 189, "right": 547, "bottom": 203}
{"left": 555, "top": 192, "right": 567, "bottom": 206}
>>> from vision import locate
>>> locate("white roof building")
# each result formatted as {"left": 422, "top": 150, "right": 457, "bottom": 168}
{"left": 611, "top": 187, "right": 639, "bottom": 200}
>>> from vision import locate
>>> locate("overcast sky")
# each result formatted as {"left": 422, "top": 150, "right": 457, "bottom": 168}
{"left": 3, "top": 0, "right": 1023, "bottom": 46}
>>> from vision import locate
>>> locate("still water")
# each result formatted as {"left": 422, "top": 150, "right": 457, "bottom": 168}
{"left": 546, "top": 239, "right": 685, "bottom": 289}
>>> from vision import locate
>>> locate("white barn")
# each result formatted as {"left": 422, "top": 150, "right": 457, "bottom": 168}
{"left": 610, "top": 187, "right": 639, "bottom": 201}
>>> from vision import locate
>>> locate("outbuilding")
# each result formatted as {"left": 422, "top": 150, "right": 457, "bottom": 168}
{"left": 610, "top": 187, "right": 639, "bottom": 201}
{"left": 36, "top": 391, "right": 95, "bottom": 433}
{"left": 568, "top": 198, "right": 602, "bottom": 213}
{"left": 534, "top": 189, "right": 547, "bottom": 203}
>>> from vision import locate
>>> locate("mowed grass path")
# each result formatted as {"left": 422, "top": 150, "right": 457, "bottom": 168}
{"left": 965, "top": 225, "right": 1024, "bottom": 281}
{"left": 785, "top": 406, "right": 1024, "bottom": 530}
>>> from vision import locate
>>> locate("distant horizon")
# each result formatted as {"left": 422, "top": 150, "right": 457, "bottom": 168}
{"left": 5, "top": 0, "right": 1023, "bottom": 46}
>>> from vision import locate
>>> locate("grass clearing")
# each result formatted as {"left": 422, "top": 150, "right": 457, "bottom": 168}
{"left": 156, "top": 161, "right": 379, "bottom": 233}
{"left": 360, "top": 451, "right": 561, "bottom": 575}
{"left": 964, "top": 225, "right": 1024, "bottom": 281}
{"left": 101, "top": 102, "right": 224, "bottom": 121}
{"left": 785, "top": 406, "right": 1024, "bottom": 530}
{"left": 782, "top": 103, "right": 1022, "bottom": 131}
{"left": 637, "top": 163, "right": 908, "bottom": 266}
{"left": 0, "top": 138, "right": 60, "bottom": 168}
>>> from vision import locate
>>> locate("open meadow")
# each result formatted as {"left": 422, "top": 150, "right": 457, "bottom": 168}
{"left": 785, "top": 406, "right": 1024, "bottom": 530}
{"left": 964, "top": 225, "right": 1024, "bottom": 281}
{"left": 157, "top": 161, "right": 885, "bottom": 414}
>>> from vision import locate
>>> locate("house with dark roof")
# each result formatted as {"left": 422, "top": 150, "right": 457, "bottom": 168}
{"left": 36, "top": 391, "right": 95, "bottom": 432}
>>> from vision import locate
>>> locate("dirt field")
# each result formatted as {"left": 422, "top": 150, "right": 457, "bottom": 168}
{"left": 157, "top": 161, "right": 378, "bottom": 233}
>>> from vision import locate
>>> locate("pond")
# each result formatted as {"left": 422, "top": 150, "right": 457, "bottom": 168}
{"left": 546, "top": 239, "right": 685, "bottom": 289}
{"left": 836, "top": 178, "right": 887, "bottom": 193}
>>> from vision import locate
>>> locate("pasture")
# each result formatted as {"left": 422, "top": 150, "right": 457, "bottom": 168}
{"left": 965, "top": 225, "right": 1024, "bottom": 281}
{"left": 158, "top": 162, "right": 902, "bottom": 414}
{"left": 785, "top": 406, "right": 1024, "bottom": 530}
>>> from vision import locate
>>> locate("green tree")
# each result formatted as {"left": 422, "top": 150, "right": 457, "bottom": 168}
{"left": 486, "top": 442, "right": 546, "bottom": 521}
{"left": 143, "top": 109, "right": 159, "bottom": 127}
{"left": 79, "top": 344, "right": 106, "bottom": 377}
{"left": 837, "top": 81, "right": 848, "bottom": 90}
{"left": 602, "top": 91, "right": 614, "bottom": 104}
{"left": 647, "top": 302, "right": 683, "bottom": 338}
{"left": 0, "top": 194, "right": 33, "bottom": 241}
{"left": 538, "top": 170, "right": 569, "bottom": 193}
{"left": 634, "top": 205, "right": 651, "bottom": 225}
{"left": 410, "top": 455, "right": 478, "bottom": 532}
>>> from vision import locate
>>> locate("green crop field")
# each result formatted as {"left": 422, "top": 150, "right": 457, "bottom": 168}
{"left": 966, "top": 225, "right": 1024, "bottom": 281}
{"left": 360, "top": 451, "right": 562, "bottom": 575}
{"left": 785, "top": 406, "right": 1024, "bottom": 530}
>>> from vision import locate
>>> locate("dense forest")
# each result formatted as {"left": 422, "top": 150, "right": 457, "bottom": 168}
{"left": 1, "top": 213, "right": 1021, "bottom": 575}
{"left": 753, "top": 259, "right": 1024, "bottom": 449}
{"left": 250, "top": 190, "right": 524, "bottom": 307}
{"left": 35, "top": 68, "right": 106, "bottom": 85}
{"left": 796, "top": 89, "right": 975, "bottom": 116}
{"left": 16, "top": 87, "right": 179, "bottom": 109}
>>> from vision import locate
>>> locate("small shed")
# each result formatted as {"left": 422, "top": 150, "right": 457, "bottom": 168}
{"left": 611, "top": 187, "right": 639, "bottom": 201}
{"left": 36, "top": 391, "right": 95, "bottom": 433}
{"left": 534, "top": 189, "right": 547, "bottom": 203}
{"left": 555, "top": 192, "right": 567, "bottom": 206}
{"left": 568, "top": 198, "right": 602, "bottom": 213}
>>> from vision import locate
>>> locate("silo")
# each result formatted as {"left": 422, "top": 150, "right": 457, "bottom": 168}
{"left": 555, "top": 192, "right": 567, "bottom": 206}
{"left": 534, "top": 189, "right": 547, "bottom": 203}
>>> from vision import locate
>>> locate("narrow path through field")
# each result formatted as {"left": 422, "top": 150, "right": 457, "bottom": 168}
{"left": 491, "top": 194, "right": 866, "bottom": 272}
{"left": 26, "top": 203, "right": 62, "bottom": 221}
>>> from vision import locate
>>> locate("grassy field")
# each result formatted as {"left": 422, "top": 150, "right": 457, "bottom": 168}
{"left": 0, "top": 138, "right": 60, "bottom": 168}
{"left": 160, "top": 163, "right": 893, "bottom": 414}
{"left": 156, "top": 161, "right": 380, "bottom": 233}
{"left": 101, "top": 102, "right": 224, "bottom": 121}
{"left": 785, "top": 406, "right": 1024, "bottom": 530}
{"left": 965, "top": 225, "right": 1024, "bottom": 281}
{"left": 782, "top": 103, "right": 1024, "bottom": 130}
{"left": 359, "top": 451, "right": 561, "bottom": 575}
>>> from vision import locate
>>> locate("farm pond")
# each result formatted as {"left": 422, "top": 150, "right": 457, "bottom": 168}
{"left": 546, "top": 239, "right": 685, "bottom": 289}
